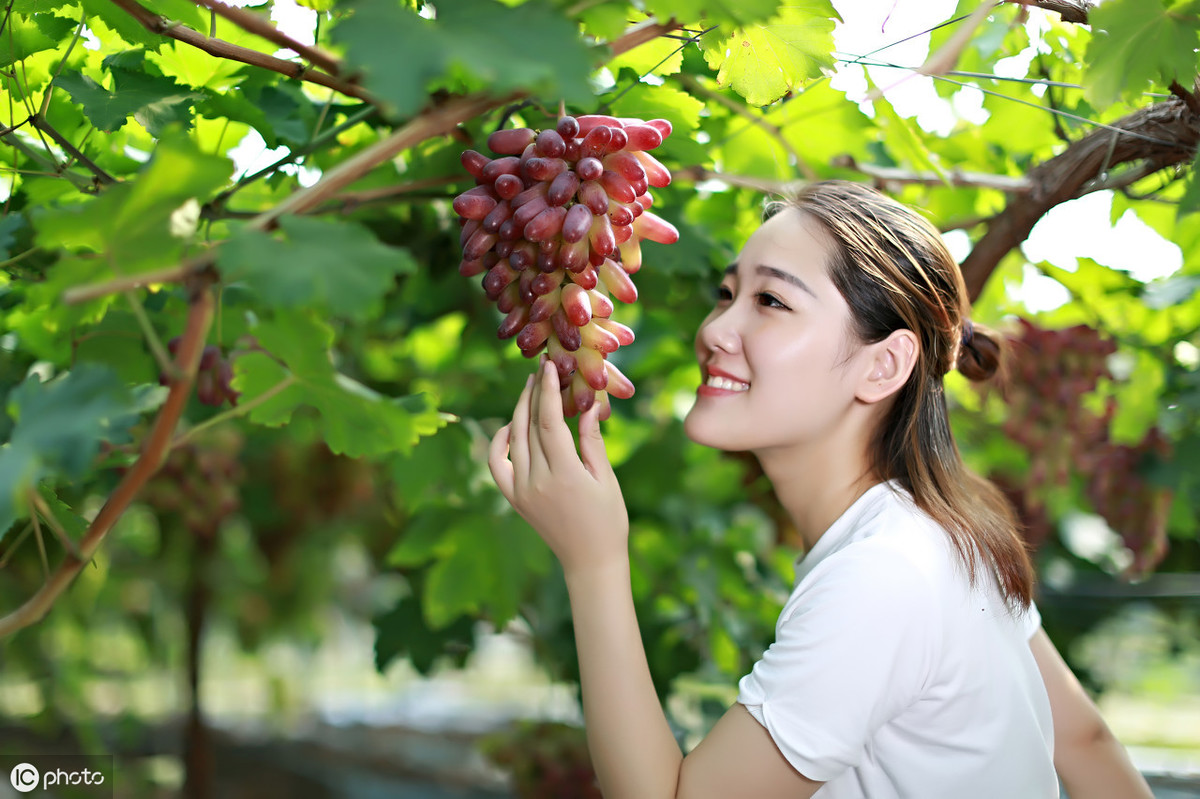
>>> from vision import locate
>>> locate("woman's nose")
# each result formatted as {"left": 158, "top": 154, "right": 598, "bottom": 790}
{"left": 696, "top": 308, "right": 740, "bottom": 356}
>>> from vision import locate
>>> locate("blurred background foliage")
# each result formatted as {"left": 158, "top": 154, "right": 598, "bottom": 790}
{"left": 0, "top": 0, "right": 1198, "bottom": 795}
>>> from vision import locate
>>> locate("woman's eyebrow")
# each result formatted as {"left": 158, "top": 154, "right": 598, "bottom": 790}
{"left": 758, "top": 264, "right": 817, "bottom": 298}
{"left": 724, "top": 262, "right": 818, "bottom": 298}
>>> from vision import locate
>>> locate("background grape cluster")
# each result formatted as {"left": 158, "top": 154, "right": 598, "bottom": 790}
{"left": 453, "top": 113, "right": 678, "bottom": 418}
{"left": 996, "top": 319, "right": 1173, "bottom": 572}
{"left": 161, "top": 337, "right": 241, "bottom": 408}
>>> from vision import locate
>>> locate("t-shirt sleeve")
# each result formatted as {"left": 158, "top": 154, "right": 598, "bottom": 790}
{"left": 736, "top": 546, "right": 941, "bottom": 783}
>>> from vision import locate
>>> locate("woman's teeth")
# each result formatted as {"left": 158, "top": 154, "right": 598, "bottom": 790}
{"left": 706, "top": 375, "right": 749, "bottom": 392}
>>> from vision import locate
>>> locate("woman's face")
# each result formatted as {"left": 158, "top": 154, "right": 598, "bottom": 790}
{"left": 684, "top": 208, "right": 868, "bottom": 454}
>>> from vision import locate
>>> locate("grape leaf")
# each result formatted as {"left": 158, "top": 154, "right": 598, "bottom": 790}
{"left": 700, "top": 1, "right": 839, "bottom": 106}
{"left": 333, "top": 0, "right": 593, "bottom": 119}
{"left": 330, "top": 2, "right": 444, "bottom": 118}
{"left": 231, "top": 312, "right": 449, "bottom": 457}
{"left": 56, "top": 67, "right": 198, "bottom": 135}
{"left": 0, "top": 13, "right": 76, "bottom": 69}
{"left": 1084, "top": 0, "right": 1200, "bottom": 107}
{"left": 373, "top": 594, "right": 474, "bottom": 675}
{"left": 0, "top": 215, "right": 25, "bottom": 260}
{"left": 420, "top": 510, "right": 551, "bottom": 629}
{"left": 219, "top": 216, "right": 415, "bottom": 318}
{"left": 0, "top": 364, "right": 135, "bottom": 539}
{"left": 644, "top": 0, "right": 786, "bottom": 26}
{"left": 34, "top": 134, "right": 232, "bottom": 274}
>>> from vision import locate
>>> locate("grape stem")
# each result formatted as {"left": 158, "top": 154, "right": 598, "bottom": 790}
{"left": 29, "top": 490, "right": 80, "bottom": 561}
{"left": 170, "top": 374, "right": 298, "bottom": 451}
{"left": 0, "top": 281, "right": 215, "bottom": 640}
{"left": 0, "top": 523, "right": 34, "bottom": 569}
{"left": 125, "top": 289, "right": 182, "bottom": 381}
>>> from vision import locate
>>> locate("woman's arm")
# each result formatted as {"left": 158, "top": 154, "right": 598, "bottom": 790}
{"left": 489, "top": 361, "right": 820, "bottom": 799}
{"left": 1029, "top": 628, "right": 1154, "bottom": 799}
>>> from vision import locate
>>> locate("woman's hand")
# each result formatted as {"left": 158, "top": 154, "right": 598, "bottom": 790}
{"left": 488, "top": 358, "right": 629, "bottom": 576}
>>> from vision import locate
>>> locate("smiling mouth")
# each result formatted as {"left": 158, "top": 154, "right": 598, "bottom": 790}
{"left": 704, "top": 375, "right": 749, "bottom": 392}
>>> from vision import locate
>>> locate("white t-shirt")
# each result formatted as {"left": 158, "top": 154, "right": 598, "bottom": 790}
{"left": 737, "top": 480, "right": 1057, "bottom": 798}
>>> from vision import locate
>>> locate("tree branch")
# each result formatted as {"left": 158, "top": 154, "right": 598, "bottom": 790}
{"left": 606, "top": 19, "right": 681, "bottom": 57}
{"left": 109, "top": 0, "right": 373, "bottom": 104}
{"left": 0, "top": 280, "right": 215, "bottom": 639}
{"left": 188, "top": 0, "right": 343, "bottom": 77}
{"left": 960, "top": 96, "right": 1200, "bottom": 301}
{"left": 674, "top": 161, "right": 1035, "bottom": 195}
{"left": 29, "top": 114, "right": 115, "bottom": 185}
{"left": 832, "top": 156, "right": 1033, "bottom": 193}
{"left": 1007, "top": 0, "right": 1093, "bottom": 24}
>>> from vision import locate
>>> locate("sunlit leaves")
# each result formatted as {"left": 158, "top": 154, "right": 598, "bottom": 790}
{"left": 0, "top": 12, "right": 76, "bottom": 68}
{"left": 57, "top": 67, "right": 197, "bottom": 135}
{"left": 34, "top": 134, "right": 232, "bottom": 273}
{"left": 644, "top": 0, "right": 784, "bottom": 27}
{"left": 1084, "top": 0, "right": 1200, "bottom": 107}
{"left": 700, "top": 1, "right": 839, "bottom": 105}
{"left": 219, "top": 216, "right": 416, "bottom": 318}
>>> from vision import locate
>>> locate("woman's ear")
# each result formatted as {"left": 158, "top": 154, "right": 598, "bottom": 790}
{"left": 856, "top": 329, "right": 919, "bottom": 404}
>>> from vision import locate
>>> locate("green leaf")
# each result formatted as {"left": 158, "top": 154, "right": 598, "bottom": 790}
{"left": 421, "top": 510, "right": 551, "bottom": 629}
{"left": 1178, "top": 152, "right": 1200, "bottom": 218}
{"left": 333, "top": 0, "right": 593, "bottom": 118}
{"left": 373, "top": 594, "right": 474, "bottom": 674}
{"left": 645, "top": 0, "right": 785, "bottom": 26}
{"left": 700, "top": 1, "right": 838, "bottom": 105}
{"left": 0, "top": 364, "right": 135, "bottom": 538}
{"left": 610, "top": 35, "right": 685, "bottom": 78}
{"left": 232, "top": 312, "right": 449, "bottom": 457}
{"left": 219, "top": 216, "right": 415, "bottom": 318}
{"left": 1084, "top": 0, "right": 1200, "bottom": 107}
{"left": 34, "top": 134, "right": 232, "bottom": 273}
{"left": 0, "top": 215, "right": 26, "bottom": 260}
{"left": 0, "top": 13, "right": 76, "bottom": 69}
{"left": 56, "top": 67, "right": 197, "bottom": 134}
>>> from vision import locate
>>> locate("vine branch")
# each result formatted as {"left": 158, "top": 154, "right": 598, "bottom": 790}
{"left": 109, "top": 0, "right": 373, "bottom": 104}
{"left": 0, "top": 281, "right": 215, "bottom": 639}
{"left": 960, "top": 95, "right": 1200, "bottom": 301}
{"left": 188, "top": 0, "right": 343, "bottom": 76}
{"left": 1007, "top": 0, "right": 1093, "bottom": 24}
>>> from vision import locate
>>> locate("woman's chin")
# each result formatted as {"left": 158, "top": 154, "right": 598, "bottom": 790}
{"left": 683, "top": 412, "right": 735, "bottom": 450}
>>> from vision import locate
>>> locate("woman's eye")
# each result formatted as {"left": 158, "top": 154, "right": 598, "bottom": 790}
{"left": 757, "top": 292, "right": 789, "bottom": 309}
{"left": 714, "top": 285, "right": 733, "bottom": 302}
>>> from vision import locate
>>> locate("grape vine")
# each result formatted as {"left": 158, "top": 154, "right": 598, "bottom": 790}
{"left": 453, "top": 113, "right": 679, "bottom": 418}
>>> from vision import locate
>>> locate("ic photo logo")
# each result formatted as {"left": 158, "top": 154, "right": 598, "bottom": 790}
{"left": 9, "top": 763, "right": 39, "bottom": 793}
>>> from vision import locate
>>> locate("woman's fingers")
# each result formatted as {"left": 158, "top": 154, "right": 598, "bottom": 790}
{"left": 509, "top": 374, "right": 535, "bottom": 481}
{"left": 487, "top": 423, "right": 516, "bottom": 499}
{"left": 577, "top": 402, "right": 610, "bottom": 480}
{"left": 531, "top": 359, "right": 577, "bottom": 470}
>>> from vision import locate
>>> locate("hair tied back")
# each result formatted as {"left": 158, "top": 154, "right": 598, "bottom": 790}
{"left": 961, "top": 319, "right": 974, "bottom": 348}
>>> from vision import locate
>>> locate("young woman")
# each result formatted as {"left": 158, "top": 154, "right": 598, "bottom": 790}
{"left": 488, "top": 181, "right": 1153, "bottom": 799}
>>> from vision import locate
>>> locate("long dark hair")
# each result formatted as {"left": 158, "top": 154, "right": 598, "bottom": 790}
{"left": 779, "top": 181, "right": 1033, "bottom": 608}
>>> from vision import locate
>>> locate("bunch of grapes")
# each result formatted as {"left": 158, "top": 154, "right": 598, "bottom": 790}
{"left": 140, "top": 427, "right": 244, "bottom": 540}
{"left": 162, "top": 338, "right": 240, "bottom": 407}
{"left": 453, "top": 113, "right": 679, "bottom": 418}
{"left": 993, "top": 318, "right": 1173, "bottom": 572}
{"left": 1000, "top": 319, "right": 1118, "bottom": 489}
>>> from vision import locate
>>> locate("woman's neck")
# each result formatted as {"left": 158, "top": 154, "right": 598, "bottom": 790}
{"left": 755, "top": 427, "right": 879, "bottom": 552}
